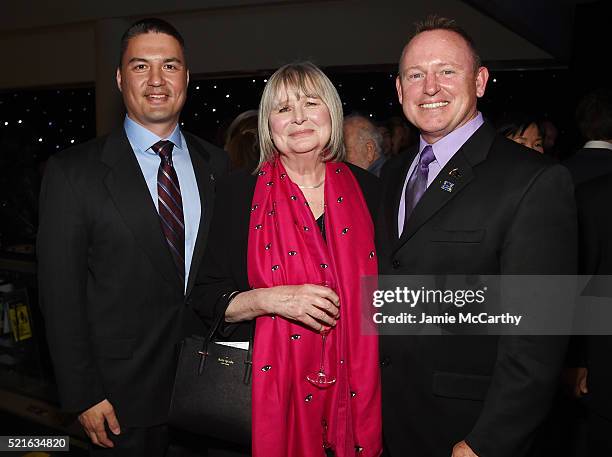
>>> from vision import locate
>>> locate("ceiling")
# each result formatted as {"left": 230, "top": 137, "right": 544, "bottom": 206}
{"left": 0, "top": 0, "right": 585, "bottom": 89}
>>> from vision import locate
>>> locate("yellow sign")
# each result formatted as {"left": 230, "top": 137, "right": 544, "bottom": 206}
{"left": 8, "top": 302, "right": 32, "bottom": 341}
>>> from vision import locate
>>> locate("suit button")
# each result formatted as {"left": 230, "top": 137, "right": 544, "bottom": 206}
{"left": 392, "top": 259, "right": 400, "bottom": 269}
{"left": 381, "top": 356, "right": 391, "bottom": 367}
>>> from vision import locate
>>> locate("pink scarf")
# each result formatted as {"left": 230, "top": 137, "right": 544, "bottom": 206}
{"left": 247, "top": 158, "right": 382, "bottom": 457}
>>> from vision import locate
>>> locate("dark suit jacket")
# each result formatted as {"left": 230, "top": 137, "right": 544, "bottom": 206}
{"left": 563, "top": 147, "right": 612, "bottom": 185}
{"left": 192, "top": 164, "right": 380, "bottom": 340}
{"left": 576, "top": 173, "right": 612, "bottom": 420}
{"left": 37, "top": 127, "right": 228, "bottom": 427}
{"left": 377, "top": 122, "right": 577, "bottom": 457}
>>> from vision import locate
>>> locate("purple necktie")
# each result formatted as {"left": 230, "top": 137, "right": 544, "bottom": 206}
{"left": 152, "top": 140, "right": 185, "bottom": 281}
{"left": 403, "top": 145, "right": 435, "bottom": 232}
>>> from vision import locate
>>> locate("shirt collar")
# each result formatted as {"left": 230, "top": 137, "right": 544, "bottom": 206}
{"left": 123, "top": 115, "right": 183, "bottom": 155}
{"left": 418, "top": 112, "right": 484, "bottom": 169}
{"left": 583, "top": 140, "right": 612, "bottom": 151}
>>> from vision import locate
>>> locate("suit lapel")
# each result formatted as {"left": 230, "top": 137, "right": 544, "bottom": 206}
{"left": 393, "top": 122, "right": 496, "bottom": 253}
{"left": 101, "top": 128, "right": 183, "bottom": 290}
{"left": 184, "top": 133, "right": 214, "bottom": 296}
{"left": 396, "top": 152, "right": 474, "bottom": 248}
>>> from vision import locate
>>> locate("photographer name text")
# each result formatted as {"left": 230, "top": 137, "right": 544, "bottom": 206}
{"left": 372, "top": 312, "right": 522, "bottom": 326}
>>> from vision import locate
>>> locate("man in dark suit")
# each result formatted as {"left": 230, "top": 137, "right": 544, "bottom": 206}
{"left": 561, "top": 88, "right": 612, "bottom": 457}
{"left": 377, "top": 16, "right": 577, "bottom": 457}
{"left": 37, "top": 18, "right": 227, "bottom": 456}
{"left": 575, "top": 173, "right": 612, "bottom": 455}
{"left": 563, "top": 88, "right": 612, "bottom": 185}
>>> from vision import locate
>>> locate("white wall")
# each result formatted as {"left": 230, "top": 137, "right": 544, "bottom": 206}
{"left": 0, "top": 0, "right": 552, "bottom": 90}
{"left": 1, "top": 23, "right": 95, "bottom": 88}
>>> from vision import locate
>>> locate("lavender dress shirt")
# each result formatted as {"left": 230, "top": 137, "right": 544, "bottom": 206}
{"left": 397, "top": 113, "right": 485, "bottom": 237}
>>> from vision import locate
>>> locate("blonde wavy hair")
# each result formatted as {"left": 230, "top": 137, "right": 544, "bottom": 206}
{"left": 256, "top": 61, "right": 345, "bottom": 172}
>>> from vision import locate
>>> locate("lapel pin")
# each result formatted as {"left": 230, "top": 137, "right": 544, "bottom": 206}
{"left": 441, "top": 180, "right": 454, "bottom": 193}
{"left": 210, "top": 173, "right": 215, "bottom": 181}
{"left": 448, "top": 168, "right": 462, "bottom": 178}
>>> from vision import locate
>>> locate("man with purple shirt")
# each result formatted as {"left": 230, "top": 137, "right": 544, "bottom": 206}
{"left": 376, "top": 16, "right": 577, "bottom": 457}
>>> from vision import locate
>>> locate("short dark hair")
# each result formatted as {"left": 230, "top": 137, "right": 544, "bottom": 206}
{"left": 496, "top": 112, "right": 544, "bottom": 141}
{"left": 118, "top": 18, "right": 185, "bottom": 68}
{"left": 576, "top": 89, "right": 612, "bottom": 141}
{"left": 410, "top": 15, "right": 481, "bottom": 70}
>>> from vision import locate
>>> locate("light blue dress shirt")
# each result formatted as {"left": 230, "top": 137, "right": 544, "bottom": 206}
{"left": 398, "top": 112, "right": 484, "bottom": 237}
{"left": 124, "top": 116, "right": 201, "bottom": 292}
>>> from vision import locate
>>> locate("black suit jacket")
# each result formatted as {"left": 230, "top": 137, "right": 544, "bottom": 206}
{"left": 37, "top": 127, "right": 228, "bottom": 426}
{"left": 377, "top": 122, "right": 577, "bottom": 457}
{"left": 192, "top": 164, "right": 380, "bottom": 340}
{"left": 563, "top": 147, "right": 612, "bottom": 185}
{"left": 576, "top": 173, "right": 612, "bottom": 420}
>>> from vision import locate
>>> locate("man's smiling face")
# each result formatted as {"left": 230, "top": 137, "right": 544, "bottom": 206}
{"left": 396, "top": 29, "right": 488, "bottom": 144}
{"left": 116, "top": 32, "right": 188, "bottom": 137}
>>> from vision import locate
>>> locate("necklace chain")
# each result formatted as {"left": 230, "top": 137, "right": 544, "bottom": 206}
{"left": 297, "top": 179, "right": 325, "bottom": 189}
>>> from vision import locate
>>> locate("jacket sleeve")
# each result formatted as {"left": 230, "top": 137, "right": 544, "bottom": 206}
{"left": 466, "top": 164, "right": 577, "bottom": 457}
{"left": 190, "top": 177, "right": 245, "bottom": 336}
{"left": 37, "top": 156, "right": 106, "bottom": 413}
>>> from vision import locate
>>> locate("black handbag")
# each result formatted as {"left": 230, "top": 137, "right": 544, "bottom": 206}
{"left": 169, "top": 308, "right": 254, "bottom": 446}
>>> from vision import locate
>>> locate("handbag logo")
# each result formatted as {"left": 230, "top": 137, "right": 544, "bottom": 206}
{"left": 217, "top": 356, "right": 234, "bottom": 366}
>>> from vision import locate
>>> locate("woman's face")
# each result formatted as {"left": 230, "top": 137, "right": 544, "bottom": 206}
{"left": 268, "top": 86, "right": 332, "bottom": 157}
{"left": 508, "top": 123, "right": 544, "bottom": 154}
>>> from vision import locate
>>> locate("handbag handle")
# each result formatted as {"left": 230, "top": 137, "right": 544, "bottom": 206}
{"left": 196, "top": 291, "right": 254, "bottom": 385}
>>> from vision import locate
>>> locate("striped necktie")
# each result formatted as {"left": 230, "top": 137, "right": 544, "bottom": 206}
{"left": 152, "top": 140, "right": 185, "bottom": 281}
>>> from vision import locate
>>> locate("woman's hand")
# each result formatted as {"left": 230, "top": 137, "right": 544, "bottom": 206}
{"left": 225, "top": 284, "right": 339, "bottom": 331}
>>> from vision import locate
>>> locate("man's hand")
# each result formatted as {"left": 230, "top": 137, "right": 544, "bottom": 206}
{"left": 78, "top": 399, "right": 121, "bottom": 448}
{"left": 564, "top": 367, "right": 589, "bottom": 398}
{"left": 452, "top": 440, "right": 479, "bottom": 457}
{"left": 577, "top": 367, "right": 589, "bottom": 396}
